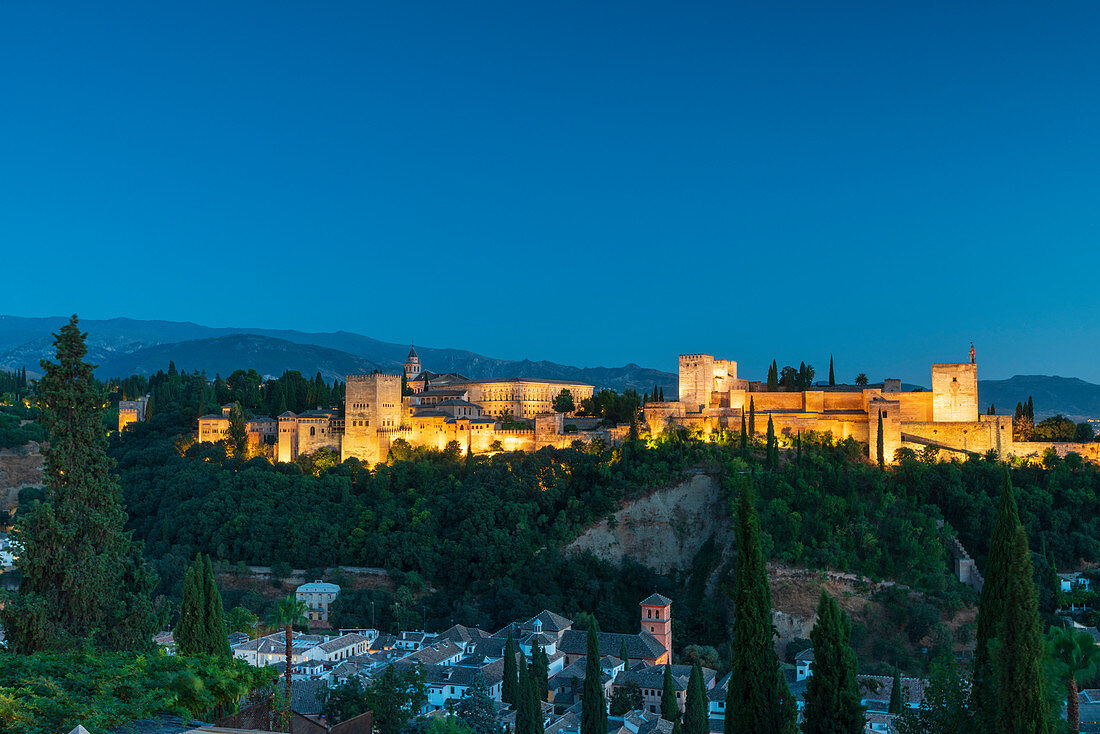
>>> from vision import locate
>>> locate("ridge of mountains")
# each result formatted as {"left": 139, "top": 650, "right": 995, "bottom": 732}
{"left": 1, "top": 316, "right": 1098, "bottom": 420}
{"left": 0, "top": 316, "right": 677, "bottom": 393}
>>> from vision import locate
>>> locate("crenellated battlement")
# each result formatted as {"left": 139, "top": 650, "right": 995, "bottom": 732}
{"left": 347, "top": 373, "right": 402, "bottom": 383}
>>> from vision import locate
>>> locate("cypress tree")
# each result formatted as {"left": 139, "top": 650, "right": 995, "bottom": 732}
{"left": 994, "top": 528, "right": 1049, "bottom": 733}
{"left": 533, "top": 640, "right": 549, "bottom": 702}
{"left": 516, "top": 654, "right": 531, "bottom": 733}
{"left": 740, "top": 411, "right": 748, "bottom": 452}
{"left": 765, "top": 415, "right": 777, "bottom": 469}
{"left": 766, "top": 361, "right": 778, "bottom": 392}
{"left": 0, "top": 315, "right": 157, "bottom": 652}
{"left": 802, "top": 592, "right": 864, "bottom": 734}
{"left": 661, "top": 663, "right": 679, "bottom": 722}
{"left": 796, "top": 432, "right": 802, "bottom": 465}
{"left": 682, "top": 662, "right": 707, "bottom": 734}
{"left": 1027, "top": 396, "right": 1034, "bottom": 421}
{"left": 748, "top": 397, "right": 756, "bottom": 440}
{"left": 203, "top": 554, "right": 230, "bottom": 657}
{"left": 828, "top": 356, "right": 835, "bottom": 387}
{"left": 888, "top": 666, "right": 903, "bottom": 715}
{"left": 582, "top": 625, "right": 607, "bottom": 734}
{"left": 177, "top": 559, "right": 206, "bottom": 655}
{"left": 973, "top": 472, "right": 1024, "bottom": 732}
{"left": 620, "top": 640, "right": 630, "bottom": 670}
{"left": 659, "top": 387, "right": 664, "bottom": 402}
{"left": 503, "top": 630, "right": 519, "bottom": 705}
{"left": 877, "top": 412, "right": 885, "bottom": 467}
{"left": 725, "top": 482, "right": 797, "bottom": 734}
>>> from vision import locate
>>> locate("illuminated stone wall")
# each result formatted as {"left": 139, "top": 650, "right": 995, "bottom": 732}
{"left": 343, "top": 374, "right": 402, "bottom": 463}
{"left": 462, "top": 380, "right": 594, "bottom": 419}
{"left": 932, "top": 363, "right": 978, "bottom": 422}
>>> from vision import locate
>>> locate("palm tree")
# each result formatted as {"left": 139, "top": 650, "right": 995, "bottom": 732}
{"left": 1047, "top": 626, "right": 1100, "bottom": 732}
{"left": 270, "top": 595, "right": 308, "bottom": 728}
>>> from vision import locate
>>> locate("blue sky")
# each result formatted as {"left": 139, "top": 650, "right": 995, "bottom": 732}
{"left": 2, "top": 2, "right": 1099, "bottom": 383}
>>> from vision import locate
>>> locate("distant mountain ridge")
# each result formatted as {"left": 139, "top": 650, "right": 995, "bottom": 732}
{"left": 0, "top": 315, "right": 677, "bottom": 392}
{"left": 978, "top": 375, "right": 1100, "bottom": 422}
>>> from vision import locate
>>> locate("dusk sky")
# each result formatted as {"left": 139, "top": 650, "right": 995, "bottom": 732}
{"left": 2, "top": 2, "right": 1099, "bottom": 384}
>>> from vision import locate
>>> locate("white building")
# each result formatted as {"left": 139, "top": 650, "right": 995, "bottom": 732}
{"left": 295, "top": 580, "right": 341, "bottom": 627}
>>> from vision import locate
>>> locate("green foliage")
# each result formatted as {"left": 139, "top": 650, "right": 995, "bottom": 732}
{"left": 893, "top": 653, "right": 974, "bottom": 734}
{"left": 726, "top": 482, "right": 796, "bottom": 734}
{"left": 0, "top": 650, "right": 274, "bottom": 734}
{"left": 682, "top": 663, "right": 707, "bottom": 734}
{"left": 889, "top": 667, "right": 903, "bottom": 715}
{"left": 609, "top": 681, "right": 643, "bottom": 716}
{"left": 319, "top": 664, "right": 427, "bottom": 732}
{"left": 661, "top": 663, "right": 679, "bottom": 721}
{"left": 1, "top": 315, "right": 158, "bottom": 653}
{"left": 994, "top": 528, "right": 1049, "bottom": 734}
{"left": 226, "top": 403, "right": 248, "bottom": 457}
{"left": 579, "top": 389, "right": 641, "bottom": 426}
{"left": 855, "top": 373, "right": 868, "bottom": 386}
{"left": 582, "top": 625, "right": 607, "bottom": 734}
{"left": 828, "top": 356, "right": 835, "bottom": 387}
{"left": 802, "top": 592, "right": 864, "bottom": 733}
{"left": 0, "top": 409, "right": 45, "bottom": 449}
{"left": 553, "top": 389, "right": 576, "bottom": 414}
{"left": 1046, "top": 625, "right": 1100, "bottom": 733}
{"left": 226, "top": 606, "right": 258, "bottom": 635}
{"left": 454, "top": 673, "right": 499, "bottom": 734}
{"left": 767, "top": 361, "right": 778, "bottom": 392}
{"left": 532, "top": 640, "right": 549, "bottom": 702}
{"left": 503, "top": 631, "right": 518, "bottom": 706}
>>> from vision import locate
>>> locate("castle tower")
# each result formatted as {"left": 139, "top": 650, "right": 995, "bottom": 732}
{"left": 639, "top": 593, "right": 672, "bottom": 664}
{"left": 405, "top": 346, "right": 421, "bottom": 380}
{"left": 678, "top": 354, "right": 715, "bottom": 413}
{"left": 931, "top": 359, "right": 978, "bottom": 423}
{"left": 343, "top": 373, "right": 403, "bottom": 464}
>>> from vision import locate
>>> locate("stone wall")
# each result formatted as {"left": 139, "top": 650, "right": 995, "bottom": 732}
{"left": 932, "top": 363, "right": 978, "bottom": 422}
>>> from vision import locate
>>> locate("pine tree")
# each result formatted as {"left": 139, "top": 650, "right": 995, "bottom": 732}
{"left": 177, "top": 558, "right": 206, "bottom": 655}
{"left": 0, "top": 315, "right": 157, "bottom": 652}
{"left": 748, "top": 397, "right": 756, "bottom": 440}
{"left": 503, "top": 630, "right": 519, "bottom": 705}
{"left": 682, "top": 662, "right": 707, "bottom": 734}
{"left": 740, "top": 412, "right": 748, "bottom": 452}
{"left": 877, "top": 412, "right": 885, "bottom": 467}
{"left": 662, "top": 663, "right": 679, "bottom": 722}
{"left": 828, "top": 356, "right": 835, "bottom": 387}
{"left": 888, "top": 667, "right": 903, "bottom": 715}
{"left": 802, "top": 592, "right": 864, "bottom": 733}
{"left": 582, "top": 625, "right": 607, "bottom": 734}
{"left": 203, "top": 554, "right": 230, "bottom": 657}
{"left": 994, "top": 528, "right": 1049, "bottom": 733}
{"left": 726, "top": 482, "right": 797, "bottom": 734}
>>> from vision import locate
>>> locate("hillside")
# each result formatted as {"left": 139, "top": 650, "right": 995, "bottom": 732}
{"left": 0, "top": 315, "right": 677, "bottom": 393}
{"left": 978, "top": 375, "right": 1100, "bottom": 421}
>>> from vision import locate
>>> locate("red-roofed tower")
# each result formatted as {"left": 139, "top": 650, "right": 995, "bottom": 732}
{"left": 639, "top": 593, "right": 672, "bottom": 664}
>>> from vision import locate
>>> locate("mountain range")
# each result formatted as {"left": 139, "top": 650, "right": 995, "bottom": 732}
{"left": 0, "top": 316, "right": 677, "bottom": 393}
{"left": 2, "top": 316, "right": 1098, "bottom": 420}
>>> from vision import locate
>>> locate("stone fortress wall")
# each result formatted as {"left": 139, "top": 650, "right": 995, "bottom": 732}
{"left": 651, "top": 350, "right": 1093, "bottom": 464}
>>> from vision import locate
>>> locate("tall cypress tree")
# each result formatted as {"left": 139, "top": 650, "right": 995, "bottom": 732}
{"left": 828, "top": 356, "right": 835, "bottom": 387}
{"left": 740, "top": 412, "right": 748, "bottom": 452}
{"left": 620, "top": 640, "right": 630, "bottom": 670}
{"left": 888, "top": 667, "right": 903, "bottom": 715}
{"left": 995, "top": 528, "right": 1049, "bottom": 733}
{"left": 973, "top": 472, "right": 1023, "bottom": 732}
{"left": 765, "top": 415, "right": 777, "bottom": 469}
{"left": 661, "top": 663, "right": 679, "bottom": 722}
{"left": 516, "top": 655, "right": 536, "bottom": 734}
{"left": 767, "top": 361, "right": 778, "bottom": 392}
{"left": 748, "top": 397, "right": 756, "bottom": 441}
{"left": 582, "top": 625, "right": 607, "bottom": 734}
{"left": 177, "top": 558, "right": 206, "bottom": 655}
{"left": 876, "top": 412, "right": 885, "bottom": 467}
{"left": 725, "top": 482, "right": 796, "bottom": 734}
{"left": 533, "top": 640, "right": 549, "bottom": 702}
{"left": 659, "top": 387, "right": 664, "bottom": 402}
{"left": 1026, "top": 396, "right": 1034, "bottom": 421}
{"left": 0, "top": 315, "right": 157, "bottom": 652}
{"left": 682, "top": 663, "right": 707, "bottom": 734}
{"left": 503, "top": 630, "right": 519, "bottom": 706}
{"left": 203, "top": 554, "right": 230, "bottom": 657}
{"left": 802, "top": 592, "right": 864, "bottom": 733}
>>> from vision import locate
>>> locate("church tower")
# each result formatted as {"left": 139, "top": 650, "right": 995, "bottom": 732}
{"left": 639, "top": 593, "right": 672, "bottom": 664}
{"left": 404, "top": 345, "right": 421, "bottom": 380}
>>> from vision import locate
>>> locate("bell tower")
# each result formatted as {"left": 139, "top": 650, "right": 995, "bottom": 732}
{"left": 404, "top": 345, "right": 421, "bottom": 380}
{"left": 639, "top": 593, "right": 672, "bottom": 664}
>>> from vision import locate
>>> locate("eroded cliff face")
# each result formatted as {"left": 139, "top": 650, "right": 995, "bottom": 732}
{"left": 0, "top": 441, "right": 44, "bottom": 516}
{"left": 565, "top": 471, "right": 733, "bottom": 574}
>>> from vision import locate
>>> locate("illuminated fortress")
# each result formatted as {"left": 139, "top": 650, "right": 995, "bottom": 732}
{"left": 645, "top": 350, "right": 1099, "bottom": 463}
